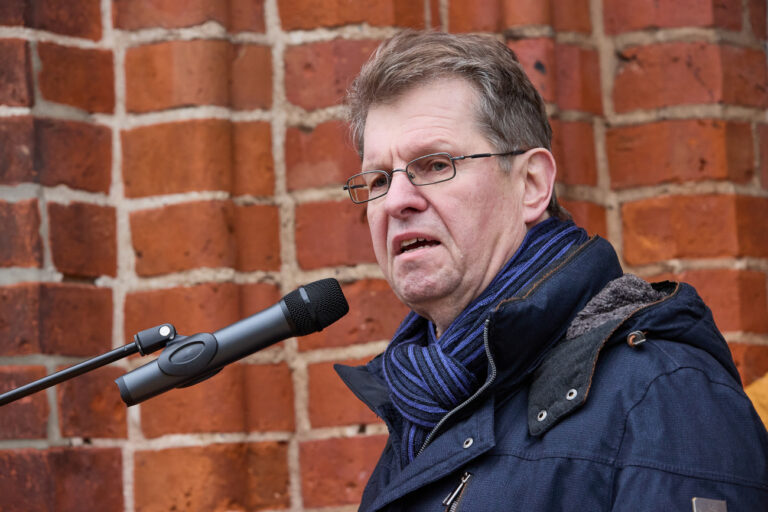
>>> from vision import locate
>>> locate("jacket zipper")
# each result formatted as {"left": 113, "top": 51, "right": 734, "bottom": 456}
{"left": 417, "top": 318, "right": 497, "bottom": 456}
{"left": 443, "top": 471, "right": 472, "bottom": 511}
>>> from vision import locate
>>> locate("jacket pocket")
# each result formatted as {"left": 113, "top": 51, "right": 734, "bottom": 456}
{"left": 442, "top": 472, "right": 472, "bottom": 512}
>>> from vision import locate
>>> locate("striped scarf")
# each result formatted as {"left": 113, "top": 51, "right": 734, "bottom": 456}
{"left": 382, "top": 218, "right": 588, "bottom": 464}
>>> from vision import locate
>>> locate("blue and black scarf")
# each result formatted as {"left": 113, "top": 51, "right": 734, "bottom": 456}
{"left": 382, "top": 218, "right": 588, "bottom": 464}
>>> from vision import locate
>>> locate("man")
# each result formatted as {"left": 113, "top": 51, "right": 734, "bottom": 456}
{"left": 335, "top": 31, "right": 768, "bottom": 511}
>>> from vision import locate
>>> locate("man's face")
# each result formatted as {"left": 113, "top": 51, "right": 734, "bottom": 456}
{"left": 362, "top": 78, "right": 530, "bottom": 333}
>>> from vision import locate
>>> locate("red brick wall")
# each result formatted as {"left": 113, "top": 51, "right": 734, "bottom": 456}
{"left": 0, "top": 1, "right": 765, "bottom": 510}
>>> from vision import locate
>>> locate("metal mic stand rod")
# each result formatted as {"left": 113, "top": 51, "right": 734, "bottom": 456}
{"left": 0, "top": 323, "right": 176, "bottom": 407}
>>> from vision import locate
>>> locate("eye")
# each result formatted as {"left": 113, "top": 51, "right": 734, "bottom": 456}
{"left": 366, "top": 172, "right": 389, "bottom": 190}
{"left": 415, "top": 154, "right": 452, "bottom": 175}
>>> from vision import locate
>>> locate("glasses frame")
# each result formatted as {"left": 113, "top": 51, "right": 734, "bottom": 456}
{"left": 343, "top": 150, "right": 529, "bottom": 204}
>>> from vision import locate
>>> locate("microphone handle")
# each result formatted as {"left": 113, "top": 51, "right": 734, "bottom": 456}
{"left": 116, "top": 302, "right": 293, "bottom": 406}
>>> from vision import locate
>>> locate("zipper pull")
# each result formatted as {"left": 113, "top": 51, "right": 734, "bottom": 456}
{"left": 442, "top": 472, "right": 472, "bottom": 509}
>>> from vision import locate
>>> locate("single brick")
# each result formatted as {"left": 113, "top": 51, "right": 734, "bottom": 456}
{"left": 551, "top": 0, "right": 591, "bottom": 32}
{"left": 230, "top": 43, "right": 272, "bottom": 109}
{"left": 559, "top": 199, "right": 607, "bottom": 238}
{"left": 233, "top": 204, "right": 280, "bottom": 271}
{"left": 229, "top": 0, "right": 266, "bottom": 32}
{"left": 0, "top": 199, "right": 42, "bottom": 268}
{"left": 0, "top": 284, "right": 40, "bottom": 355}
{"left": 239, "top": 282, "right": 282, "bottom": 317}
{"left": 300, "top": 435, "right": 387, "bottom": 508}
{"left": 654, "top": 269, "right": 768, "bottom": 334}
{"left": 301, "top": 278, "right": 408, "bottom": 350}
{"left": 57, "top": 365, "right": 126, "bottom": 438}
{"left": 284, "top": 39, "right": 380, "bottom": 110}
{"left": 606, "top": 120, "right": 754, "bottom": 189}
{"left": 295, "top": 200, "right": 375, "bottom": 269}
{"left": 113, "top": 0, "right": 228, "bottom": 30}
{"left": 48, "top": 202, "right": 117, "bottom": 277}
{"left": 232, "top": 121, "right": 274, "bottom": 196}
{"left": 308, "top": 357, "right": 381, "bottom": 428}
{"left": 285, "top": 120, "right": 360, "bottom": 191}
{"left": 506, "top": 38, "right": 555, "bottom": 104}
{"left": 730, "top": 343, "right": 768, "bottom": 386}
{"left": 243, "top": 363, "right": 295, "bottom": 431}
{"left": 134, "top": 443, "right": 289, "bottom": 512}
{"left": 502, "top": 0, "right": 550, "bottom": 27}
{"left": 130, "top": 200, "right": 237, "bottom": 276}
{"left": 122, "top": 119, "right": 232, "bottom": 197}
{"left": 31, "top": 0, "right": 102, "bottom": 40}
{"left": 125, "top": 40, "right": 229, "bottom": 112}
{"left": 34, "top": 118, "right": 112, "bottom": 192}
{"left": 555, "top": 44, "right": 602, "bottom": 113}
{"left": 750, "top": 0, "right": 767, "bottom": 39}
{"left": 613, "top": 42, "right": 732, "bottom": 112}
{"left": 37, "top": 42, "right": 114, "bottom": 113}
{"left": 550, "top": 119, "right": 597, "bottom": 186}
{"left": 124, "top": 282, "right": 240, "bottom": 343}
{"left": 0, "top": 366, "right": 49, "bottom": 439}
{"left": 47, "top": 447, "right": 123, "bottom": 512}
{"left": 0, "top": 450, "right": 52, "bottom": 511}
{"left": 0, "top": 116, "right": 34, "bottom": 184}
{"left": 39, "top": 283, "right": 113, "bottom": 356}
{"left": 0, "top": 1, "right": 26, "bottom": 26}
{"left": 0, "top": 39, "right": 32, "bottom": 106}
{"left": 450, "top": 0, "right": 502, "bottom": 32}
{"left": 721, "top": 45, "right": 768, "bottom": 108}
{"left": 621, "top": 195, "right": 757, "bottom": 265}
{"left": 604, "top": 0, "right": 741, "bottom": 34}
{"left": 278, "top": 0, "right": 424, "bottom": 31}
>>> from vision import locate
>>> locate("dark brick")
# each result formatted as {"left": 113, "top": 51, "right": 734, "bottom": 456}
{"left": 0, "top": 199, "right": 42, "bottom": 268}
{"left": 0, "top": 366, "right": 49, "bottom": 439}
{"left": 48, "top": 202, "right": 117, "bottom": 278}
{"left": 39, "top": 283, "right": 113, "bottom": 356}
{"left": 0, "top": 39, "right": 32, "bottom": 106}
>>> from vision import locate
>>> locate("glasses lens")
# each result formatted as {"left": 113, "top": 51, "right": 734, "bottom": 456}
{"left": 406, "top": 153, "right": 455, "bottom": 185}
{"left": 347, "top": 171, "right": 389, "bottom": 203}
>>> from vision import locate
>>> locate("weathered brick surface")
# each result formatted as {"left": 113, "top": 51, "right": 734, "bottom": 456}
{"left": 604, "top": 0, "right": 742, "bottom": 33}
{"left": 0, "top": 39, "right": 32, "bottom": 106}
{"left": 122, "top": 120, "right": 232, "bottom": 197}
{"left": 555, "top": 44, "right": 602, "bottom": 113}
{"left": 0, "top": 284, "right": 40, "bottom": 355}
{"left": 622, "top": 195, "right": 768, "bottom": 265}
{"left": 507, "top": 38, "right": 555, "bottom": 103}
{"left": 760, "top": 124, "right": 768, "bottom": 189}
{"left": 559, "top": 199, "right": 607, "bottom": 238}
{"left": 233, "top": 121, "right": 274, "bottom": 196}
{"left": 450, "top": 0, "right": 502, "bottom": 32}
{"left": 308, "top": 357, "right": 381, "bottom": 427}
{"left": 0, "top": 116, "right": 34, "bottom": 184}
{"left": 750, "top": 0, "right": 767, "bottom": 39}
{"left": 233, "top": 204, "right": 281, "bottom": 271}
{"left": 34, "top": 118, "right": 112, "bottom": 192}
{"left": 295, "top": 200, "right": 375, "bottom": 269}
{"left": 31, "top": 0, "right": 103, "bottom": 40}
{"left": 301, "top": 278, "right": 408, "bottom": 350}
{"left": 284, "top": 39, "right": 380, "bottom": 110}
{"left": 301, "top": 435, "right": 387, "bottom": 508}
{"left": 730, "top": 343, "right": 768, "bottom": 386}
{"left": 39, "top": 283, "right": 113, "bottom": 356}
{"left": 57, "top": 365, "right": 126, "bottom": 438}
{"left": 229, "top": 0, "right": 267, "bottom": 32}
{"left": 130, "top": 200, "right": 237, "bottom": 276}
{"left": 37, "top": 42, "right": 114, "bottom": 113}
{"left": 113, "top": 0, "right": 228, "bottom": 30}
{"left": 551, "top": 0, "right": 591, "bottom": 32}
{"left": 0, "top": 366, "right": 49, "bottom": 439}
{"left": 502, "top": 0, "right": 550, "bottom": 27}
{"left": 124, "top": 282, "right": 240, "bottom": 342}
{"left": 0, "top": 1, "right": 26, "bottom": 26}
{"left": 607, "top": 120, "right": 753, "bottom": 189}
{"left": 551, "top": 119, "right": 597, "bottom": 186}
{"left": 0, "top": 448, "right": 123, "bottom": 512}
{"left": 48, "top": 202, "right": 117, "bottom": 277}
{"left": 0, "top": 199, "right": 42, "bottom": 268}
{"left": 134, "top": 443, "right": 289, "bottom": 512}
{"left": 285, "top": 120, "right": 360, "bottom": 191}
{"left": 279, "top": 0, "right": 424, "bottom": 31}
{"left": 230, "top": 44, "right": 272, "bottom": 109}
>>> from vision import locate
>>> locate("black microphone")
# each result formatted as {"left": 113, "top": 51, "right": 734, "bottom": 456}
{"left": 115, "top": 278, "right": 348, "bottom": 406}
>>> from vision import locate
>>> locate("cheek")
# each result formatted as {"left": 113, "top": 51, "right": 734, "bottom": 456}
{"left": 366, "top": 209, "right": 388, "bottom": 260}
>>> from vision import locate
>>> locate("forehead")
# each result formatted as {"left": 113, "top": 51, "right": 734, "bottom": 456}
{"left": 361, "top": 78, "right": 487, "bottom": 165}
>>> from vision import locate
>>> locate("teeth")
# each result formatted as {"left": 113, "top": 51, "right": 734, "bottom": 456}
{"left": 400, "top": 238, "right": 428, "bottom": 252}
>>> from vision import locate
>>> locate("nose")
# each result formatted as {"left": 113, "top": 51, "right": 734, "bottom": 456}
{"left": 381, "top": 169, "right": 428, "bottom": 218}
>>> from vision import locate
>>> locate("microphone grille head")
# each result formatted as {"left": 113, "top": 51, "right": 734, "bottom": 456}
{"left": 283, "top": 278, "right": 349, "bottom": 336}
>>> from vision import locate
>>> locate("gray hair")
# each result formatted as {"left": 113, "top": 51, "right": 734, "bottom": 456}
{"left": 346, "top": 30, "right": 569, "bottom": 220}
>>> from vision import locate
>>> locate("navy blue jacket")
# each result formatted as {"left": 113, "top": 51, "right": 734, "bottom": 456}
{"left": 337, "top": 237, "right": 768, "bottom": 511}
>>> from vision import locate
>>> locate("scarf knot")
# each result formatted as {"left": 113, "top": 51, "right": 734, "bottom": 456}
{"left": 382, "top": 218, "right": 588, "bottom": 464}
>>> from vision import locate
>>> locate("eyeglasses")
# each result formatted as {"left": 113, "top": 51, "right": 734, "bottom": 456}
{"left": 343, "top": 150, "right": 528, "bottom": 204}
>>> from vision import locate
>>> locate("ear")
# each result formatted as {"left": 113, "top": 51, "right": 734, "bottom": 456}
{"left": 520, "top": 149, "right": 556, "bottom": 225}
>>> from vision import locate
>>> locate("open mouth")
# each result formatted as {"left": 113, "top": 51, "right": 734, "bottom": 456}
{"left": 399, "top": 237, "right": 440, "bottom": 254}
